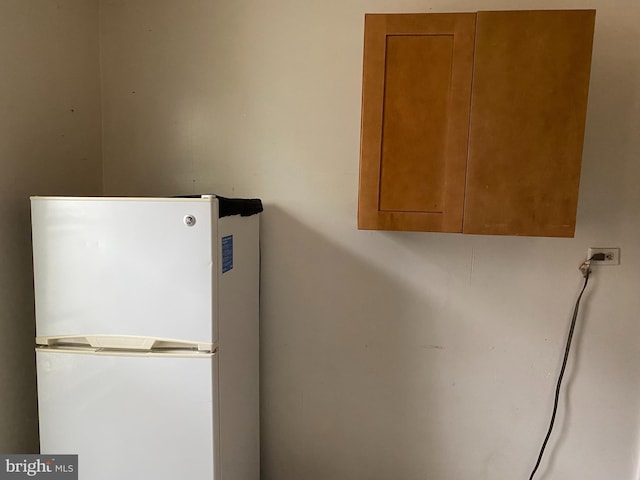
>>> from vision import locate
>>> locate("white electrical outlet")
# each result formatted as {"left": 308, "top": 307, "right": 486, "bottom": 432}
{"left": 587, "top": 247, "right": 620, "bottom": 265}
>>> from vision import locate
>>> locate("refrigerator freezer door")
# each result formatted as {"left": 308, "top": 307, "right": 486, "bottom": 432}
{"left": 31, "top": 197, "right": 218, "bottom": 343}
{"left": 36, "top": 349, "right": 218, "bottom": 480}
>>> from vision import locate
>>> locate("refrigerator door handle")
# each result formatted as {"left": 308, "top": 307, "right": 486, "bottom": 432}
{"left": 36, "top": 335, "right": 216, "bottom": 353}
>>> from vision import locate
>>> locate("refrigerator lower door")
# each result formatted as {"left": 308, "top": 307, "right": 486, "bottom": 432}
{"left": 36, "top": 350, "right": 218, "bottom": 480}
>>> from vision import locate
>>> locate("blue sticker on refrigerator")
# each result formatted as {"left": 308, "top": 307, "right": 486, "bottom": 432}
{"left": 222, "top": 235, "right": 233, "bottom": 273}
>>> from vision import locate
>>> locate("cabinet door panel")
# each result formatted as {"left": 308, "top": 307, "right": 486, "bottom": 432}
{"left": 463, "top": 10, "right": 595, "bottom": 237}
{"left": 379, "top": 35, "right": 452, "bottom": 213}
{"left": 358, "top": 13, "right": 475, "bottom": 232}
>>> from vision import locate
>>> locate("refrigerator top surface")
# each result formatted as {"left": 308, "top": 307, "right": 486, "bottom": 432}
{"left": 31, "top": 195, "right": 216, "bottom": 202}
{"left": 31, "top": 195, "right": 264, "bottom": 217}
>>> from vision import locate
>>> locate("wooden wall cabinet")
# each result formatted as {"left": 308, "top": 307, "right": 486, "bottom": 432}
{"left": 358, "top": 10, "right": 596, "bottom": 237}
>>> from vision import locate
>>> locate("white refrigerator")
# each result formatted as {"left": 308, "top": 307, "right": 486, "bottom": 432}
{"left": 31, "top": 195, "right": 261, "bottom": 480}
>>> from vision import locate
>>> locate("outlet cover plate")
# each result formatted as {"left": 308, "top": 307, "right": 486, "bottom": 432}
{"left": 587, "top": 247, "right": 620, "bottom": 265}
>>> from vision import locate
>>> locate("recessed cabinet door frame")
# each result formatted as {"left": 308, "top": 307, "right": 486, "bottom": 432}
{"left": 358, "top": 13, "right": 476, "bottom": 232}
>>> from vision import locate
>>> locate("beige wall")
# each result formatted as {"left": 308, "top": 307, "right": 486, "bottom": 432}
{"left": 0, "top": 0, "right": 102, "bottom": 452}
{"left": 3, "top": 1, "right": 639, "bottom": 478}
{"left": 99, "top": 1, "right": 640, "bottom": 479}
